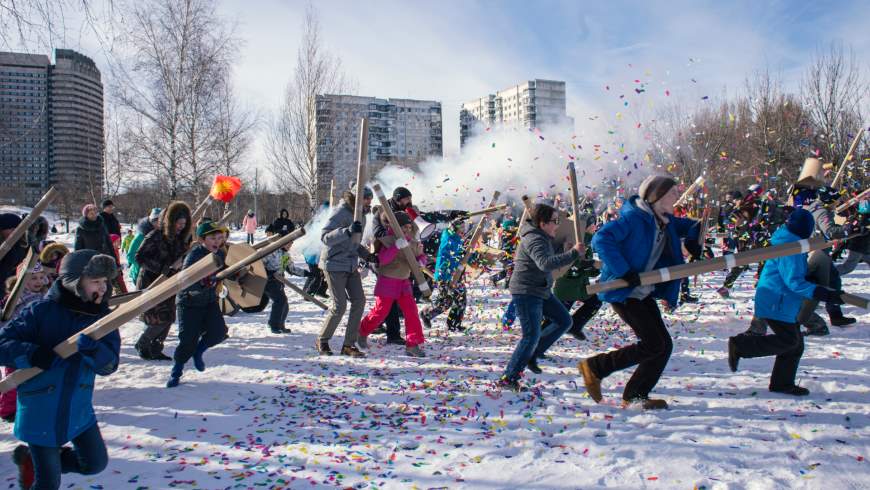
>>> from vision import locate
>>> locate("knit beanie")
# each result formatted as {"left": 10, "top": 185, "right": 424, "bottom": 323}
{"left": 395, "top": 211, "right": 412, "bottom": 228}
{"left": 392, "top": 187, "right": 412, "bottom": 201}
{"left": 82, "top": 203, "right": 97, "bottom": 218}
{"left": 638, "top": 175, "right": 677, "bottom": 204}
{"left": 101, "top": 199, "right": 114, "bottom": 208}
{"left": 149, "top": 208, "right": 162, "bottom": 221}
{"left": 786, "top": 208, "right": 815, "bottom": 239}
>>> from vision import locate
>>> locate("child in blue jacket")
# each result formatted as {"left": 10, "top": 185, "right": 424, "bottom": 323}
{"left": 166, "top": 221, "right": 228, "bottom": 388}
{"left": 579, "top": 176, "right": 701, "bottom": 410}
{"left": 0, "top": 250, "right": 120, "bottom": 490}
{"left": 727, "top": 208, "right": 845, "bottom": 396}
{"left": 420, "top": 221, "right": 469, "bottom": 332}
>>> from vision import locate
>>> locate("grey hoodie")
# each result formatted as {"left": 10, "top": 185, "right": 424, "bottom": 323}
{"left": 320, "top": 200, "right": 369, "bottom": 273}
{"left": 509, "top": 220, "right": 579, "bottom": 299}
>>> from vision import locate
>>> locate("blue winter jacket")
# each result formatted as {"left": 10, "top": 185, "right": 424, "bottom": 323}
{"left": 753, "top": 226, "right": 818, "bottom": 323}
{"left": 0, "top": 281, "right": 120, "bottom": 447}
{"left": 591, "top": 195, "right": 699, "bottom": 307}
{"left": 434, "top": 228, "right": 464, "bottom": 281}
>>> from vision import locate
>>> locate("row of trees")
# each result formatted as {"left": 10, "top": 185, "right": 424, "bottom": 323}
{"left": 647, "top": 44, "right": 868, "bottom": 201}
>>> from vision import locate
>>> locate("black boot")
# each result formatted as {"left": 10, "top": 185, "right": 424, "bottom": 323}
{"left": 135, "top": 340, "right": 154, "bottom": 360}
{"left": 149, "top": 341, "right": 171, "bottom": 361}
{"left": 830, "top": 316, "right": 857, "bottom": 327}
{"left": 727, "top": 337, "right": 739, "bottom": 372}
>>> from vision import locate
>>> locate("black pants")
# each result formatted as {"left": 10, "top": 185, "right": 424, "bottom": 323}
{"left": 263, "top": 275, "right": 289, "bottom": 331}
{"left": 175, "top": 302, "right": 228, "bottom": 365}
{"left": 723, "top": 264, "right": 750, "bottom": 289}
{"left": 303, "top": 264, "right": 327, "bottom": 296}
{"left": 565, "top": 295, "right": 602, "bottom": 335}
{"left": 587, "top": 296, "right": 672, "bottom": 401}
{"left": 381, "top": 303, "right": 404, "bottom": 341}
{"left": 731, "top": 318, "right": 803, "bottom": 390}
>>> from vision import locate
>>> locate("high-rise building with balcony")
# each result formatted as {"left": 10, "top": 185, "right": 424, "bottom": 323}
{"left": 0, "top": 49, "right": 103, "bottom": 206}
{"left": 460, "top": 79, "right": 573, "bottom": 147}
{"left": 314, "top": 95, "right": 442, "bottom": 202}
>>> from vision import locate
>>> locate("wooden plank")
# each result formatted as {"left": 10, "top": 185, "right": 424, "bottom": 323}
{"left": 450, "top": 191, "right": 501, "bottom": 286}
{"left": 0, "top": 187, "right": 57, "bottom": 263}
{"left": 1, "top": 247, "right": 36, "bottom": 321}
{"left": 274, "top": 273, "right": 328, "bottom": 310}
{"left": 372, "top": 184, "right": 432, "bottom": 297}
{"left": 352, "top": 118, "right": 369, "bottom": 245}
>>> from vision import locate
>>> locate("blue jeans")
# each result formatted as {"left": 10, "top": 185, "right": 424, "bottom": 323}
{"left": 503, "top": 293, "right": 573, "bottom": 381}
{"left": 29, "top": 422, "right": 108, "bottom": 489}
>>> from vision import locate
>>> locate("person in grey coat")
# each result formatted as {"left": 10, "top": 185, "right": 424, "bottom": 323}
{"left": 500, "top": 202, "right": 581, "bottom": 392}
{"left": 317, "top": 189, "right": 375, "bottom": 358}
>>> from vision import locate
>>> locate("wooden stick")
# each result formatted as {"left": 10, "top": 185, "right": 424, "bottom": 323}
{"left": 106, "top": 290, "right": 140, "bottom": 307}
{"left": 450, "top": 191, "right": 501, "bottom": 286}
{"left": 835, "top": 187, "right": 870, "bottom": 214}
{"left": 352, "top": 118, "right": 369, "bottom": 245}
{"left": 841, "top": 292, "right": 869, "bottom": 310}
{"left": 216, "top": 228, "right": 305, "bottom": 281}
{"left": 217, "top": 209, "right": 232, "bottom": 226}
{"left": 567, "top": 162, "right": 586, "bottom": 253}
{"left": 1, "top": 248, "right": 36, "bottom": 321}
{"left": 675, "top": 176, "right": 705, "bottom": 208}
{"left": 190, "top": 196, "right": 212, "bottom": 225}
{"left": 467, "top": 204, "right": 508, "bottom": 217}
{"left": 831, "top": 128, "right": 865, "bottom": 189}
{"left": 519, "top": 195, "right": 533, "bottom": 224}
{"left": 588, "top": 235, "right": 842, "bottom": 295}
{"left": 274, "top": 273, "right": 328, "bottom": 310}
{"left": 0, "top": 253, "right": 220, "bottom": 393}
{"left": 697, "top": 207, "right": 711, "bottom": 247}
{"left": 251, "top": 233, "right": 283, "bottom": 251}
{"left": 329, "top": 179, "right": 336, "bottom": 209}
{"left": 372, "top": 184, "right": 431, "bottom": 297}
{"left": 0, "top": 187, "right": 58, "bottom": 263}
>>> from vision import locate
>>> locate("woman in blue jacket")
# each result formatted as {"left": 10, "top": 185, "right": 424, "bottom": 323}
{"left": 0, "top": 250, "right": 120, "bottom": 489}
{"left": 579, "top": 176, "right": 701, "bottom": 410}
{"left": 727, "top": 208, "right": 844, "bottom": 396}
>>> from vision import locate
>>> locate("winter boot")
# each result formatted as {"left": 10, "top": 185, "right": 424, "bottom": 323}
{"left": 340, "top": 345, "right": 365, "bottom": 358}
{"left": 770, "top": 385, "right": 810, "bottom": 396}
{"left": 716, "top": 286, "right": 730, "bottom": 298}
{"left": 578, "top": 359, "right": 602, "bottom": 402}
{"left": 135, "top": 339, "right": 154, "bottom": 360}
{"left": 405, "top": 345, "right": 426, "bottom": 357}
{"left": 166, "top": 362, "right": 184, "bottom": 388}
{"left": 12, "top": 445, "right": 34, "bottom": 489}
{"left": 150, "top": 341, "right": 171, "bottom": 361}
{"left": 830, "top": 315, "right": 857, "bottom": 327}
{"left": 622, "top": 397, "right": 668, "bottom": 410}
{"left": 727, "top": 337, "right": 740, "bottom": 372}
{"left": 497, "top": 376, "right": 527, "bottom": 393}
{"left": 527, "top": 358, "right": 542, "bottom": 374}
{"left": 386, "top": 336, "right": 406, "bottom": 346}
{"left": 568, "top": 326, "right": 587, "bottom": 341}
{"left": 680, "top": 292, "right": 699, "bottom": 304}
{"left": 420, "top": 312, "right": 432, "bottom": 330}
{"left": 193, "top": 340, "right": 208, "bottom": 372}
{"left": 316, "top": 340, "right": 333, "bottom": 356}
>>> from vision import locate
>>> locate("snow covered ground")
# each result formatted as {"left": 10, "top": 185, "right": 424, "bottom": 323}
{"left": 1, "top": 230, "right": 868, "bottom": 489}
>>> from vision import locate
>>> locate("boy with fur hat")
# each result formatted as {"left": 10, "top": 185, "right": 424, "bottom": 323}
{"left": 727, "top": 208, "right": 847, "bottom": 396}
{"left": 579, "top": 175, "right": 701, "bottom": 410}
{"left": 0, "top": 260, "right": 51, "bottom": 423}
{"left": 134, "top": 202, "right": 192, "bottom": 361}
{"left": 357, "top": 211, "right": 428, "bottom": 357}
{"left": 166, "top": 221, "right": 229, "bottom": 388}
{"left": 0, "top": 250, "right": 120, "bottom": 489}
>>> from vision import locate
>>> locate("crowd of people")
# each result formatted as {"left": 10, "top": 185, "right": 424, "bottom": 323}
{"left": 0, "top": 166, "right": 866, "bottom": 488}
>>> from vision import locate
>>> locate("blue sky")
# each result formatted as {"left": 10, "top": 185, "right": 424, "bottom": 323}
{"left": 12, "top": 0, "right": 869, "bottom": 168}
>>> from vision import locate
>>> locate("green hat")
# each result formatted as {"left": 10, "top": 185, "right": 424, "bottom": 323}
{"left": 196, "top": 221, "right": 228, "bottom": 238}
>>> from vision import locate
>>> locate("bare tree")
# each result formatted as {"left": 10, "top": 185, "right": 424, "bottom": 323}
{"left": 111, "top": 0, "right": 238, "bottom": 200}
{"left": 103, "top": 103, "right": 133, "bottom": 199}
{"left": 801, "top": 43, "right": 867, "bottom": 170}
{"left": 266, "top": 5, "right": 351, "bottom": 212}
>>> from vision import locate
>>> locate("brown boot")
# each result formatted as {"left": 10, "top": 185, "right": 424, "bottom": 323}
{"left": 340, "top": 345, "right": 366, "bottom": 358}
{"left": 577, "top": 359, "right": 602, "bottom": 402}
{"left": 316, "top": 340, "right": 333, "bottom": 356}
{"left": 621, "top": 397, "right": 668, "bottom": 410}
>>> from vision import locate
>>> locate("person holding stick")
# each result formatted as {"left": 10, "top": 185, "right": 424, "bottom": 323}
{"left": 166, "top": 221, "right": 229, "bottom": 388}
{"left": 499, "top": 203, "right": 582, "bottom": 392}
{"left": 134, "top": 202, "right": 192, "bottom": 361}
{"left": 727, "top": 208, "right": 847, "bottom": 396}
{"left": 0, "top": 250, "right": 120, "bottom": 489}
{"left": 420, "top": 218, "right": 471, "bottom": 333}
{"left": 316, "top": 188, "right": 374, "bottom": 358}
{"left": 358, "top": 211, "right": 428, "bottom": 357}
{"left": 578, "top": 175, "right": 700, "bottom": 409}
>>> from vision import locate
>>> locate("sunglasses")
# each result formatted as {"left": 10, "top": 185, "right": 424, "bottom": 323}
{"left": 548, "top": 217, "right": 561, "bottom": 225}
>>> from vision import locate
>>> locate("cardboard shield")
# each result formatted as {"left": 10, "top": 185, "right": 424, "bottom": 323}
{"left": 219, "top": 242, "right": 268, "bottom": 314}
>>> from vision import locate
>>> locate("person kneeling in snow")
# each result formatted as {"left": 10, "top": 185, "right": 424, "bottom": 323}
{"left": 0, "top": 250, "right": 120, "bottom": 490}
{"left": 727, "top": 208, "right": 846, "bottom": 397}
{"left": 166, "top": 221, "right": 229, "bottom": 388}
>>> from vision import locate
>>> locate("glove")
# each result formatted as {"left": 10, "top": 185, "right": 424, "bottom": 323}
{"left": 349, "top": 221, "right": 363, "bottom": 234}
{"left": 77, "top": 334, "right": 100, "bottom": 355}
{"left": 29, "top": 345, "right": 59, "bottom": 370}
{"left": 364, "top": 251, "right": 379, "bottom": 267}
{"left": 449, "top": 210, "right": 470, "bottom": 220}
{"left": 620, "top": 271, "right": 641, "bottom": 288}
{"left": 812, "top": 287, "right": 845, "bottom": 305}
{"left": 684, "top": 240, "right": 703, "bottom": 261}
